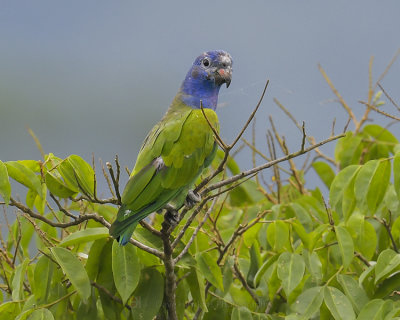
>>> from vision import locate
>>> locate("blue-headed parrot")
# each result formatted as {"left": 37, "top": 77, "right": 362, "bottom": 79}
{"left": 110, "top": 50, "right": 233, "bottom": 245}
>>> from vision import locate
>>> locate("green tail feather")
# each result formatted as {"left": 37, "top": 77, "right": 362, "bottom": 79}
{"left": 109, "top": 205, "right": 140, "bottom": 246}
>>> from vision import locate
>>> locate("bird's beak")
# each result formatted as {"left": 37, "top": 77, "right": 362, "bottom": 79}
{"left": 214, "top": 67, "right": 232, "bottom": 88}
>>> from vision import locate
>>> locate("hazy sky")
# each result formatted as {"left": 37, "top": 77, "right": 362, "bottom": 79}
{"left": 1, "top": 1, "right": 399, "bottom": 194}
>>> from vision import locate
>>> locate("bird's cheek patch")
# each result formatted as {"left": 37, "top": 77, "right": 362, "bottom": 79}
{"left": 218, "top": 69, "right": 226, "bottom": 76}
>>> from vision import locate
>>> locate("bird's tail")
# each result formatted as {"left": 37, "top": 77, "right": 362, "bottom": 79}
{"left": 109, "top": 204, "right": 139, "bottom": 246}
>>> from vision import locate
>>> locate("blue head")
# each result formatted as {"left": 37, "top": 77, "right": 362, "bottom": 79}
{"left": 180, "top": 50, "right": 233, "bottom": 110}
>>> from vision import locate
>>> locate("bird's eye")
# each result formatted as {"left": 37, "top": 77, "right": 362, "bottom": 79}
{"left": 202, "top": 58, "right": 210, "bottom": 67}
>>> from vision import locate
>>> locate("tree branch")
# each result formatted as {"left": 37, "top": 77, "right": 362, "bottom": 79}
{"left": 203, "top": 133, "right": 345, "bottom": 194}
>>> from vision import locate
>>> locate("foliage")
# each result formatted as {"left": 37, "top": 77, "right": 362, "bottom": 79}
{"left": 1, "top": 57, "right": 400, "bottom": 319}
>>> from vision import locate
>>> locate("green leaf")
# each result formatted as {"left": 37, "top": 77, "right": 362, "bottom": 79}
{"left": 11, "top": 258, "right": 29, "bottom": 301}
{"left": 0, "top": 301, "right": 21, "bottom": 320}
{"left": 363, "top": 124, "right": 398, "bottom": 153}
{"left": 374, "top": 272, "right": 400, "bottom": 299}
{"left": 356, "top": 299, "right": 394, "bottom": 320}
{"left": 187, "top": 267, "right": 207, "bottom": 312}
{"left": 267, "top": 220, "right": 290, "bottom": 252}
{"left": 394, "top": 152, "right": 400, "bottom": 201}
{"left": 0, "top": 160, "right": 11, "bottom": 204}
{"left": 34, "top": 184, "right": 47, "bottom": 215}
{"left": 15, "top": 309, "right": 35, "bottom": 320}
{"left": 50, "top": 247, "right": 91, "bottom": 302}
{"left": 223, "top": 257, "right": 234, "bottom": 294}
{"left": 337, "top": 274, "right": 369, "bottom": 314}
{"left": 231, "top": 306, "right": 253, "bottom": 320}
{"left": 313, "top": 161, "right": 335, "bottom": 188}
{"left": 96, "top": 240, "right": 122, "bottom": 320}
{"left": 303, "top": 250, "right": 322, "bottom": 285}
{"left": 323, "top": 286, "right": 355, "bottom": 320}
{"left": 330, "top": 165, "right": 360, "bottom": 216}
{"left": 291, "top": 286, "right": 323, "bottom": 319}
{"left": 277, "top": 252, "right": 305, "bottom": 296}
{"left": 247, "top": 242, "right": 261, "bottom": 288}
{"left": 5, "top": 161, "right": 42, "bottom": 195}
{"left": 26, "top": 309, "right": 55, "bottom": 320}
{"left": 254, "top": 254, "right": 279, "bottom": 288}
{"left": 341, "top": 171, "right": 358, "bottom": 221}
{"left": 196, "top": 251, "right": 223, "bottom": 292}
{"left": 334, "top": 132, "right": 363, "bottom": 168}
{"left": 67, "top": 155, "right": 95, "bottom": 197}
{"left": 346, "top": 213, "right": 377, "bottom": 260}
{"left": 354, "top": 160, "right": 391, "bottom": 213}
{"left": 359, "top": 264, "right": 375, "bottom": 287}
{"left": 45, "top": 171, "right": 77, "bottom": 198}
{"left": 374, "top": 248, "right": 400, "bottom": 284}
{"left": 33, "top": 255, "right": 54, "bottom": 303}
{"left": 57, "top": 160, "right": 80, "bottom": 191}
{"left": 131, "top": 268, "right": 164, "bottom": 320}
{"left": 112, "top": 241, "right": 141, "bottom": 304}
{"left": 335, "top": 226, "right": 354, "bottom": 269}
{"left": 85, "top": 238, "right": 108, "bottom": 281}
{"left": 59, "top": 227, "right": 109, "bottom": 247}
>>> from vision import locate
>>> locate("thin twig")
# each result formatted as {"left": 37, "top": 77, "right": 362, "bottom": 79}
{"left": 230, "top": 80, "right": 269, "bottom": 148}
{"left": 10, "top": 197, "right": 163, "bottom": 258}
{"left": 106, "top": 160, "right": 122, "bottom": 205}
{"left": 233, "top": 262, "right": 259, "bottom": 306}
{"left": 174, "top": 197, "right": 219, "bottom": 263}
{"left": 359, "top": 101, "right": 400, "bottom": 121}
{"left": 354, "top": 251, "right": 370, "bottom": 267}
{"left": 100, "top": 159, "right": 116, "bottom": 198}
{"left": 318, "top": 64, "right": 358, "bottom": 128}
{"left": 91, "top": 282, "right": 131, "bottom": 310}
{"left": 274, "top": 98, "right": 336, "bottom": 165}
{"left": 203, "top": 133, "right": 345, "bottom": 194}
{"left": 374, "top": 48, "right": 400, "bottom": 91}
{"left": 200, "top": 101, "right": 227, "bottom": 150}
{"left": 378, "top": 82, "right": 400, "bottom": 111}
{"left": 50, "top": 194, "right": 77, "bottom": 220}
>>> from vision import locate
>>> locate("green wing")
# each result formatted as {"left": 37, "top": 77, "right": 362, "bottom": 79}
{"left": 110, "top": 98, "right": 219, "bottom": 244}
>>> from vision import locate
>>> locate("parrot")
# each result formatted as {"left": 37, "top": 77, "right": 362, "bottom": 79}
{"left": 109, "top": 50, "right": 233, "bottom": 245}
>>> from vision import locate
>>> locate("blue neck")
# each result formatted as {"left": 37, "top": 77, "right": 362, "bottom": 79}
{"left": 179, "top": 71, "right": 221, "bottom": 110}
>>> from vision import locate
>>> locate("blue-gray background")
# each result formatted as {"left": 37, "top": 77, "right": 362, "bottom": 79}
{"left": 1, "top": 1, "right": 399, "bottom": 202}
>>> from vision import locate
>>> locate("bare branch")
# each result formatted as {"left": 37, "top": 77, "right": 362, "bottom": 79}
{"left": 375, "top": 48, "right": 400, "bottom": 90}
{"left": 200, "top": 101, "right": 227, "bottom": 150}
{"left": 204, "top": 133, "right": 345, "bottom": 194}
{"left": 378, "top": 82, "right": 400, "bottom": 112}
{"left": 229, "top": 80, "right": 269, "bottom": 149}
{"left": 174, "top": 196, "right": 218, "bottom": 263}
{"left": 50, "top": 193, "right": 77, "bottom": 220}
{"left": 301, "top": 121, "right": 306, "bottom": 151}
{"left": 359, "top": 100, "right": 400, "bottom": 121}
{"left": 106, "top": 160, "right": 122, "bottom": 205}
{"left": 100, "top": 159, "right": 116, "bottom": 198}
{"left": 139, "top": 221, "right": 162, "bottom": 237}
{"left": 10, "top": 197, "right": 163, "bottom": 258}
{"left": 273, "top": 98, "right": 336, "bottom": 165}
{"left": 318, "top": 64, "right": 358, "bottom": 128}
{"left": 356, "top": 56, "right": 375, "bottom": 132}
{"left": 27, "top": 127, "right": 45, "bottom": 160}
{"left": 92, "top": 282, "right": 131, "bottom": 310}
{"left": 233, "top": 262, "right": 259, "bottom": 306}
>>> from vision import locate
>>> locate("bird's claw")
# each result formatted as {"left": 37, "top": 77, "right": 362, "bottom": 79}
{"left": 185, "top": 190, "right": 201, "bottom": 209}
{"left": 164, "top": 204, "right": 179, "bottom": 226}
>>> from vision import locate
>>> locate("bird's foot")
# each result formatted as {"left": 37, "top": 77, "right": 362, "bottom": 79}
{"left": 164, "top": 203, "right": 179, "bottom": 226}
{"left": 185, "top": 190, "right": 201, "bottom": 209}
